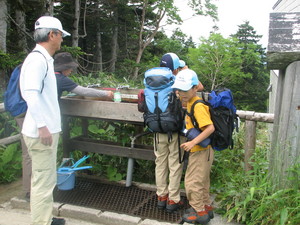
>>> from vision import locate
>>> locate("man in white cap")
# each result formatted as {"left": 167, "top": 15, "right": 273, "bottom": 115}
{"left": 19, "top": 16, "right": 70, "bottom": 225}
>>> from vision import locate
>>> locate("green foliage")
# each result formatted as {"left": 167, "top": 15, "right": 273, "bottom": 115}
{"left": 188, "top": 33, "right": 247, "bottom": 91}
{"left": 0, "top": 51, "right": 25, "bottom": 70}
{"left": 0, "top": 112, "right": 18, "bottom": 139}
{"left": 0, "top": 144, "right": 22, "bottom": 183}
{"left": 69, "top": 71, "right": 138, "bottom": 90}
{"left": 59, "top": 46, "right": 84, "bottom": 58}
{"left": 212, "top": 122, "right": 300, "bottom": 225}
{"left": 229, "top": 22, "right": 269, "bottom": 112}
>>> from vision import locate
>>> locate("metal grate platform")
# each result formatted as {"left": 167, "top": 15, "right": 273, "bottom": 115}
{"left": 53, "top": 177, "right": 188, "bottom": 223}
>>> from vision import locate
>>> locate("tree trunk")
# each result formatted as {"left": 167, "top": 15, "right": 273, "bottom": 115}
{"left": 132, "top": 1, "right": 165, "bottom": 79}
{"left": 45, "top": 0, "right": 54, "bottom": 15}
{"left": 108, "top": 6, "right": 118, "bottom": 73}
{"left": 72, "top": 0, "right": 80, "bottom": 47}
{"left": 0, "top": 0, "right": 7, "bottom": 52}
{"left": 0, "top": 0, "right": 7, "bottom": 93}
{"left": 95, "top": 19, "right": 103, "bottom": 72}
{"left": 15, "top": 0, "right": 28, "bottom": 53}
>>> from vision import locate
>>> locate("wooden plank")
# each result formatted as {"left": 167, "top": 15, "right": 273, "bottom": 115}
{"left": 237, "top": 110, "right": 274, "bottom": 123}
{"left": 60, "top": 98, "right": 143, "bottom": 124}
{"left": 267, "top": 12, "right": 300, "bottom": 69}
{"left": 68, "top": 138, "right": 155, "bottom": 161}
{"left": 0, "top": 134, "right": 21, "bottom": 146}
{"left": 60, "top": 97, "right": 274, "bottom": 123}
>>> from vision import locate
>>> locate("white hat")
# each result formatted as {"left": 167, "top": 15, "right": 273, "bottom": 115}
{"left": 171, "top": 69, "right": 199, "bottom": 91}
{"left": 179, "top": 60, "right": 186, "bottom": 68}
{"left": 35, "top": 16, "right": 70, "bottom": 37}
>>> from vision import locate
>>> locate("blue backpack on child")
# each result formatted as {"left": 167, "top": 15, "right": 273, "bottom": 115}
{"left": 142, "top": 67, "right": 184, "bottom": 134}
{"left": 188, "top": 87, "right": 239, "bottom": 151}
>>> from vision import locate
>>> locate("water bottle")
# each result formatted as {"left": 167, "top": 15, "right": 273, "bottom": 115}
{"left": 183, "top": 128, "right": 211, "bottom": 148}
{"left": 114, "top": 89, "right": 122, "bottom": 103}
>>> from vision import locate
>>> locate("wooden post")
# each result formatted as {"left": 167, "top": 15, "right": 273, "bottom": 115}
{"left": 269, "top": 62, "right": 300, "bottom": 189}
{"left": 244, "top": 120, "right": 257, "bottom": 172}
{"left": 62, "top": 115, "right": 71, "bottom": 158}
{"left": 82, "top": 118, "right": 88, "bottom": 137}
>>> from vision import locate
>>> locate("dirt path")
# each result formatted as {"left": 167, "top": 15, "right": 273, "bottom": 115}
{"left": 0, "top": 178, "right": 23, "bottom": 204}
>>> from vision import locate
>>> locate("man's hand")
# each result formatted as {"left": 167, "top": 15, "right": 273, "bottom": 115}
{"left": 107, "top": 91, "right": 114, "bottom": 100}
{"left": 38, "top": 126, "right": 52, "bottom": 146}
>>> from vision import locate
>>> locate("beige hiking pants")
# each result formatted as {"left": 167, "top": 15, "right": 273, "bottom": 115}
{"left": 185, "top": 148, "right": 214, "bottom": 211}
{"left": 23, "top": 133, "right": 60, "bottom": 225}
{"left": 154, "top": 132, "right": 184, "bottom": 202}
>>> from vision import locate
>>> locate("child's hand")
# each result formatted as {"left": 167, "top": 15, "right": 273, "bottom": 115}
{"left": 180, "top": 141, "right": 196, "bottom": 152}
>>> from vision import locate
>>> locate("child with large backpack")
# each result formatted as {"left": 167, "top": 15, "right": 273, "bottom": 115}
{"left": 142, "top": 53, "right": 185, "bottom": 213}
{"left": 172, "top": 69, "right": 215, "bottom": 225}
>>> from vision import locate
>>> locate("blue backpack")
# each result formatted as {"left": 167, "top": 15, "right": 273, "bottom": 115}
{"left": 187, "top": 87, "right": 239, "bottom": 151}
{"left": 4, "top": 50, "right": 48, "bottom": 117}
{"left": 142, "top": 67, "right": 184, "bottom": 134}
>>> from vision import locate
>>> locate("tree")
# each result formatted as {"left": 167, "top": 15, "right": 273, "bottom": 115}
{"left": 230, "top": 21, "right": 269, "bottom": 112}
{"left": 15, "top": 0, "right": 28, "bottom": 53}
{"left": 131, "top": 0, "right": 217, "bottom": 79}
{"left": 188, "top": 33, "right": 247, "bottom": 91}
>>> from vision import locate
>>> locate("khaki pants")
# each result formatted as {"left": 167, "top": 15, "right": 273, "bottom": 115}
{"left": 23, "top": 133, "right": 60, "bottom": 225}
{"left": 154, "top": 133, "right": 184, "bottom": 202}
{"left": 185, "top": 148, "right": 214, "bottom": 211}
{"left": 15, "top": 116, "right": 31, "bottom": 194}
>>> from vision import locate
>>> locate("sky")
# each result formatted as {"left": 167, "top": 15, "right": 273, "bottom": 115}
{"left": 163, "top": 0, "right": 276, "bottom": 48}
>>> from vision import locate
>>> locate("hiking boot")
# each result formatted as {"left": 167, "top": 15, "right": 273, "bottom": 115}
{"left": 182, "top": 210, "right": 210, "bottom": 224}
{"left": 157, "top": 195, "right": 168, "bottom": 209}
{"left": 205, "top": 204, "right": 214, "bottom": 219}
{"left": 185, "top": 205, "right": 214, "bottom": 219}
{"left": 166, "top": 200, "right": 184, "bottom": 213}
{"left": 185, "top": 206, "right": 196, "bottom": 214}
{"left": 51, "top": 217, "right": 65, "bottom": 225}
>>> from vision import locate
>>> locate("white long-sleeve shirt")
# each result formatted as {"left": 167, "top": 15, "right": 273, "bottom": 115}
{"left": 20, "top": 44, "right": 61, "bottom": 137}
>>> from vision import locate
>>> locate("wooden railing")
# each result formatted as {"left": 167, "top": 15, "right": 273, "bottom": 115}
{"left": 0, "top": 103, "right": 21, "bottom": 146}
{"left": 0, "top": 101, "right": 274, "bottom": 172}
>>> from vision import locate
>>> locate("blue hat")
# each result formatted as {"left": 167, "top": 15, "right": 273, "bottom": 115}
{"left": 171, "top": 69, "right": 199, "bottom": 91}
{"left": 160, "top": 53, "right": 180, "bottom": 71}
{"left": 179, "top": 60, "right": 186, "bottom": 68}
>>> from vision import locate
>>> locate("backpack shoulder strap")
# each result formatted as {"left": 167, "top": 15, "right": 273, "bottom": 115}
{"left": 30, "top": 50, "right": 49, "bottom": 92}
{"left": 186, "top": 99, "right": 207, "bottom": 129}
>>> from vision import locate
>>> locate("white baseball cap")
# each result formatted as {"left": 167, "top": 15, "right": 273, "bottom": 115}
{"left": 35, "top": 16, "right": 70, "bottom": 37}
{"left": 179, "top": 60, "right": 186, "bottom": 68}
{"left": 171, "top": 69, "right": 199, "bottom": 91}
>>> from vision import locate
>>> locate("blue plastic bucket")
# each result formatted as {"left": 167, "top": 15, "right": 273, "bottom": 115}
{"left": 57, "top": 170, "right": 75, "bottom": 190}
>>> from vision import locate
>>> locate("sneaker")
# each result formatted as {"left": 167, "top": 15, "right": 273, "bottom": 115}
{"left": 205, "top": 204, "right": 214, "bottom": 219}
{"left": 166, "top": 200, "right": 184, "bottom": 213}
{"left": 157, "top": 195, "right": 168, "bottom": 209}
{"left": 182, "top": 210, "right": 210, "bottom": 224}
{"left": 51, "top": 217, "right": 65, "bottom": 225}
